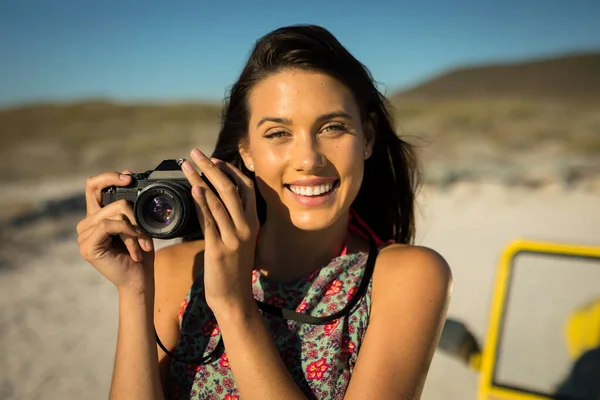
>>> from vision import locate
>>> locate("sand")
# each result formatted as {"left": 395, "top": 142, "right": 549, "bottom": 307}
{"left": 1, "top": 180, "right": 599, "bottom": 400}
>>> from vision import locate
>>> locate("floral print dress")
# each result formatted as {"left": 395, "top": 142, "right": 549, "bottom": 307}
{"left": 166, "top": 250, "right": 374, "bottom": 400}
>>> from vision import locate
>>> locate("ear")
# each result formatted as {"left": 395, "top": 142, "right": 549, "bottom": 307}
{"left": 238, "top": 140, "right": 255, "bottom": 172}
{"left": 363, "top": 112, "right": 377, "bottom": 160}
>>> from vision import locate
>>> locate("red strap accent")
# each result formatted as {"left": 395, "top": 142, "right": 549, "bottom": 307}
{"left": 341, "top": 209, "right": 390, "bottom": 255}
{"left": 256, "top": 209, "right": 390, "bottom": 257}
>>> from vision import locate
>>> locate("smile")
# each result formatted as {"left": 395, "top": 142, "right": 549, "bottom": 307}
{"left": 284, "top": 180, "right": 340, "bottom": 206}
{"left": 288, "top": 182, "right": 336, "bottom": 196}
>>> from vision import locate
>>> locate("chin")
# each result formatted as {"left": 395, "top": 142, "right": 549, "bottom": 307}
{"left": 288, "top": 207, "right": 344, "bottom": 232}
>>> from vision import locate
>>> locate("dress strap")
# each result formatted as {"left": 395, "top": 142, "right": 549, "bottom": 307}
{"left": 256, "top": 208, "right": 392, "bottom": 257}
{"left": 340, "top": 208, "right": 392, "bottom": 255}
{"left": 256, "top": 226, "right": 379, "bottom": 325}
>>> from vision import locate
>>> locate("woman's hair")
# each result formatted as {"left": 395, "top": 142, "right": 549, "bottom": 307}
{"left": 211, "top": 24, "right": 421, "bottom": 244}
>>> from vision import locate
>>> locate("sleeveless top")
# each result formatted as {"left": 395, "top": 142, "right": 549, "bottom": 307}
{"left": 166, "top": 210, "right": 391, "bottom": 400}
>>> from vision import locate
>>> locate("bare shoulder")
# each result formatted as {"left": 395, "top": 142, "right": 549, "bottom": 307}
{"left": 369, "top": 243, "right": 453, "bottom": 327}
{"left": 154, "top": 240, "right": 206, "bottom": 288}
{"left": 372, "top": 243, "right": 453, "bottom": 300}
{"left": 153, "top": 240, "right": 206, "bottom": 384}
{"left": 344, "top": 243, "right": 452, "bottom": 398}
{"left": 153, "top": 239, "right": 206, "bottom": 325}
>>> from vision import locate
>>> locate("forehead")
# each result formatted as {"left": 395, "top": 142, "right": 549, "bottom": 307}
{"left": 248, "top": 69, "right": 360, "bottom": 122}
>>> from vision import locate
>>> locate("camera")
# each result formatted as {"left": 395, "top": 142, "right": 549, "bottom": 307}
{"left": 101, "top": 158, "right": 220, "bottom": 240}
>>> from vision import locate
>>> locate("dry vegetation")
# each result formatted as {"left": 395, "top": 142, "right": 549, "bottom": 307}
{"left": 1, "top": 52, "right": 599, "bottom": 222}
{"left": 1, "top": 97, "right": 598, "bottom": 187}
{"left": 0, "top": 101, "right": 223, "bottom": 183}
{"left": 393, "top": 98, "right": 600, "bottom": 187}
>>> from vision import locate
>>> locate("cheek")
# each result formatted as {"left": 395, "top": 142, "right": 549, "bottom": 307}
{"left": 341, "top": 147, "right": 366, "bottom": 193}
{"left": 251, "top": 146, "right": 286, "bottom": 184}
{"left": 347, "top": 161, "right": 365, "bottom": 193}
{"left": 331, "top": 142, "right": 363, "bottom": 174}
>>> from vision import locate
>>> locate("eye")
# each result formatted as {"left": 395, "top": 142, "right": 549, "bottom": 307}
{"left": 263, "top": 130, "right": 290, "bottom": 139}
{"left": 321, "top": 123, "right": 348, "bottom": 134}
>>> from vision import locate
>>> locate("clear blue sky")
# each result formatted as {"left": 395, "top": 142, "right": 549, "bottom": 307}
{"left": 1, "top": 0, "right": 599, "bottom": 107}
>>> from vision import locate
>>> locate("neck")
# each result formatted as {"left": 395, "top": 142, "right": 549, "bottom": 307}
{"left": 254, "top": 210, "right": 350, "bottom": 283}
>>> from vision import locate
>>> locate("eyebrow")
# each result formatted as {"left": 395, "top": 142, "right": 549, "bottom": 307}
{"left": 256, "top": 111, "right": 353, "bottom": 129}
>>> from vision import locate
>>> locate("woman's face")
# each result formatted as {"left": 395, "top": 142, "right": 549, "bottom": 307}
{"left": 240, "top": 69, "right": 373, "bottom": 231}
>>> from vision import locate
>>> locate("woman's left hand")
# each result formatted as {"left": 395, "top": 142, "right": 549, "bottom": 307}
{"left": 181, "top": 148, "right": 260, "bottom": 314}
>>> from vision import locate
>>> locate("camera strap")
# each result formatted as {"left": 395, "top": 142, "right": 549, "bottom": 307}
{"left": 253, "top": 235, "right": 377, "bottom": 325}
{"left": 155, "top": 223, "right": 380, "bottom": 365}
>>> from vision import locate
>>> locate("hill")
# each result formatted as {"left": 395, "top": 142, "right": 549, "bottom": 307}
{"left": 393, "top": 52, "right": 600, "bottom": 100}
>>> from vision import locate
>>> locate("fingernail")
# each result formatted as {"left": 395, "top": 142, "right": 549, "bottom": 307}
{"left": 210, "top": 157, "right": 222, "bottom": 165}
{"left": 142, "top": 239, "right": 153, "bottom": 251}
{"left": 182, "top": 161, "right": 194, "bottom": 172}
{"left": 191, "top": 148, "right": 205, "bottom": 159}
{"left": 119, "top": 174, "right": 130, "bottom": 180}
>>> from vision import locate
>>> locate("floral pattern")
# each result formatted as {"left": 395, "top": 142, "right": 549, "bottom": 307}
{"left": 167, "top": 252, "right": 373, "bottom": 400}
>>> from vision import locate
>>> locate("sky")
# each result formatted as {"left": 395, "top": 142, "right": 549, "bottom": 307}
{"left": 1, "top": 0, "right": 599, "bottom": 107}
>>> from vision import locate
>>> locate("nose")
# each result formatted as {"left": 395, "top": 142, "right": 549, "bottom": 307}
{"left": 291, "top": 133, "right": 326, "bottom": 172}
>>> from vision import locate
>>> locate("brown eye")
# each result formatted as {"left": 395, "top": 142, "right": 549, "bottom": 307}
{"left": 263, "top": 131, "right": 290, "bottom": 139}
{"left": 322, "top": 123, "right": 347, "bottom": 134}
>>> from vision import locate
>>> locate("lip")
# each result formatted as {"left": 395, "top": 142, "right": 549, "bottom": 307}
{"left": 286, "top": 177, "right": 338, "bottom": 186}
{"left": 284, "top": 179, "right": 339, "bottom": 207}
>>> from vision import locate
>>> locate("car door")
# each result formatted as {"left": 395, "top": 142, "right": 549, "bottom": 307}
{"left": 477, "top": 239, "right": 600, "bottom": 400}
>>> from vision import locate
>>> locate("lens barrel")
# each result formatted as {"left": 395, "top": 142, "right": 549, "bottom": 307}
{"left": 134, "top": 181, "right": 195, "bottom": 239}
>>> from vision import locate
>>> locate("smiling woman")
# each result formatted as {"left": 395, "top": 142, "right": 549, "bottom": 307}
{"left": 76, "top": 24, "right": 452, "bottom": 400}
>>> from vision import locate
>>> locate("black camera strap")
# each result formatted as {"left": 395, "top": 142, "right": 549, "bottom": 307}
{"left": 155, "top": 234, "right": 379, "bottom": 365}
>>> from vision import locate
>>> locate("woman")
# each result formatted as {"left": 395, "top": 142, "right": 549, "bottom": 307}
{"left": 77, "top": 24, "right": 452, "bottom": 399}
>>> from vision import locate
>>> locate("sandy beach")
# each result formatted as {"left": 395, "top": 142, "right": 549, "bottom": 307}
{"left": 1, "top": 179, "right": 598, "bottom": 400}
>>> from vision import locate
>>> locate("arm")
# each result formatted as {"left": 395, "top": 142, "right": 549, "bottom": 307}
{"left": 111, "top": 284, "right": 165, "bottom": 400}
{"left": 110, "top": 244, "right": 194, "bottom": 400}
{"left": 76, "top": 171, "right": 193, "bottom": 399}
{"left": 214, "top": 303, "right": 308, "bottom": 400}
{"left": 180, "top": 152, "right": 308, "bottom": 399}
{"left": 344, "top": 244, "right": 452, "bottom": 400}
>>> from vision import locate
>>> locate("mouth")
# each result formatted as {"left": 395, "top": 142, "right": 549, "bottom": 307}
{"left": 284, "top": 179, "right": 340, "bottom": 198}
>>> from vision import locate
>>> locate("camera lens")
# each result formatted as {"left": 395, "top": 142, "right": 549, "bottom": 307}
{"left": 134, "top": 181, "right": 195, "bottom": 239}
{"left": 146, "top": 196, "right": 174, "bottom": 225}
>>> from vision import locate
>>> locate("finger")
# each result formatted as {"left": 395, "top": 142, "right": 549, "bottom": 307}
{"left": 120, "top": 231, "right": 144, "bottom": 263}
{"left": 191, "top": 186, "right": 220, "bottom": 245}
{"left": 187, "top": 149, "right": 246, "bottom": 227}
{"left": 85, "top": 171, "right": 133, "bottom": 216}
{"left": 78, "top": 211, "right": 153, "bottom": 254}
{"left": 210, "top": 158, "right": 258, "bottom": 229}
{"left": 195, "top": 182, "right": 238, "bottom": 245}
{"left": 138, "top": 234, "right": 154, "bottom": 253}
{"left": 77, "top": 199, "right": 136, "bottom": 235}
{"left": 77, "top": 211, "right": 134, "bottom": 242}
{"left": 104, "top": 194, "right": 153, "bottom": 252}
{"left": 80, "top": 219, "right": 139, "bottom": 261}
{"left": 105, "top": 181, "right": 154, "bottom": 251}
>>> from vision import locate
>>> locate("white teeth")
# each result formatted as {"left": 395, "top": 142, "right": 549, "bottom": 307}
{"left": 289, "top": 183, "right": 334, "bottom": 196}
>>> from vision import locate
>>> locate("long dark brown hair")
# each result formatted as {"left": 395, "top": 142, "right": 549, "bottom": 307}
{"left": 210, "top": 24, "right": 421, "bottom": 244}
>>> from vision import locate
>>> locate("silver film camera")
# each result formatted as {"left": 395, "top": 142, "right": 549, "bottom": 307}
{"left": 101, "top": 158, "right": 216, "bottom": 240}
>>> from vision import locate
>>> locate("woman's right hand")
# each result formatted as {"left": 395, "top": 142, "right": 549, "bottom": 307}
{"left": 76, "top": 171, "right": 155, "bottom": 294}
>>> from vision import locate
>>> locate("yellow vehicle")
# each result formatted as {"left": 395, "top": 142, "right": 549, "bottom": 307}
{"left": 438, "top": 239, "right": 600, "bottom": 400}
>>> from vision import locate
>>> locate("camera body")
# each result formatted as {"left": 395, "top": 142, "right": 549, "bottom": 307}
{"left": 102, "top": 159, "right": 208, "bottom": 240}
